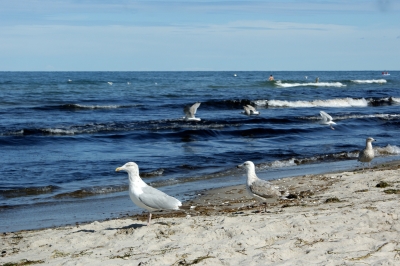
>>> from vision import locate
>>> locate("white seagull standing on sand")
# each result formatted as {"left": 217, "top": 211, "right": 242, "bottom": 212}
{"left": 237, "top": 161, "right": 288, "bottom": 212}
{"left": 242, "top": 105, "right": 260, "bottom": 116}
{"left": 183, "top": 102, "right": 201, "bottom": 121}
{"left": 319, "top": 111, "right": 336, "bottom": 130}
{"left": 358, "top": 137, "right": 376, "bottom": 169}
{"left": 116, "top": 162, "right": 182, "bottom": 225}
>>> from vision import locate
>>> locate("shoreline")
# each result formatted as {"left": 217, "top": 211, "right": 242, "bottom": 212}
{"left": 1, "top": 161, "right": 400, "bottom": 265}
{"left": 3, "top": 156, "right": 400, "bottom": 233}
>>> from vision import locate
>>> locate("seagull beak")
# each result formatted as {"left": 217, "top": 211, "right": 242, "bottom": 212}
{"left": 115, "top": 167, "right": 122, "bottom": 172}
{"left": 237, "top": 164, "right": 243, "bottom": 168}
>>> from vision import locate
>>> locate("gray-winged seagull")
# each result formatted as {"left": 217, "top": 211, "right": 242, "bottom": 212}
{"left": 358, "top": 137, "right": 376, "bottom": 169}
{"left": 319, "top": 111, "right": 336, "bottom": 130}
{"left": 237, "top": 161, "right": 288, "bottom": 212}
{"left": 183, "top": 102, "right": 201, "bottom": 121}
{"left": 116, "top": 162, "right": 182, "bottom": 225}
{"left": 242, "top": 105, "right": 260, "bottom": 116}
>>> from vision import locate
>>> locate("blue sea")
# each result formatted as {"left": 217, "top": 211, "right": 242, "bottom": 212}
{"left": 1, "top": 71, "right": 400, "bottom": 232}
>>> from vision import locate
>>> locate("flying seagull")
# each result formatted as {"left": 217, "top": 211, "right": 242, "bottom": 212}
{"left": 242, "top": 105, "right": 260, "bottom": 116}
{"left": 183, "top": 102, "right": 201, "bottom": 121}
{"left": 237, "top": 161, "right": 288, "bottom": 212}
{"left": 358, "top": 137, "right": 376, "bottom": 169}
{"left": 116, "top": 162, "right": 182, "bottom": 225}
{"left": 319, "top": 111, "right": 336, "bottom": 130}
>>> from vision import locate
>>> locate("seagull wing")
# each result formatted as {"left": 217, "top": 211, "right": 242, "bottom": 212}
{"left": 249, "top": 179, "right": 281, "bottom": 199}
{"left": 320, "top": 111, "right": 333, "bottom": 123}
{"left": 184, "top": 102, "right": 201, "bottom": 118}
{"left": 246, "top": 105, "right": 257, "bottom": 112}
{"left": 139, "top": 186, "right": 181, "bottom": 210}
{"left": 243, "top": 106, "right": 251, "bottom": 115}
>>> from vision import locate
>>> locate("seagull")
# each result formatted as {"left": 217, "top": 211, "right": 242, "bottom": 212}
{"left": 107, "top": 82, "right": 113, "bottom": 85}
{"left": 116, "top": 162, "right": 182, "bottom": 225}
{"left": 319, "top": 111, "right": 336, "bottom": 130}
{"left": 358, "top": 137, "right": 376, "bottom": 169}
{"left": 183, "top": 102, "right": 201, "bottom": 121}
{"left": 242, "top": 105, "right": 260, "bottom": 116}
{"left": 237, "top": 161, "right": 288, "bottom": 213}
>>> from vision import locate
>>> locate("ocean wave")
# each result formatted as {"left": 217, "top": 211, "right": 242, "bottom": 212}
{"left": 59, "top": 103, "right": 135, "bottom": 110}
{"left": 302, "top": 113, "right": 400, "bottom": 121}
{"left": 375, "top": 144, "right": 400, "bottom": 156}
{"left": 257, "top": 145, "right": 400, "bottom": 169}
{"left": 0, "top": 185, "right": 59, "bottom": 198}
{"left": 202, "top": 99, "right": 252, "bottom": 108}
{"left": 12, "top": 145, "right": 398, "bottom": 200}
{"left": 255, "top": 98, "right": 368, "bottom": 108}
{"left": 60, "top": 104, "right": 124, "bottom": 110}
{"left": 275, "top": 80, "right": 346, "bottom": 88}
{"left": 53, "top": 185, "right": 128, "bottom": 199}
{"left": 391, "top": 97, "right": 400, "bottom": 103}
{"left": 351, "top": 79, "right": 386, "bottom": 84}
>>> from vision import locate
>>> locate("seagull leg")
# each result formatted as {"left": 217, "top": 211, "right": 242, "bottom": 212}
{"left": 147, "top": 213, "right": 152, "bottom": 225}
{"left": 330, "top": 125, "right": 335, "bottom": 130}
{"left": 259, "top": 202, "right": 267, "bottom": 213}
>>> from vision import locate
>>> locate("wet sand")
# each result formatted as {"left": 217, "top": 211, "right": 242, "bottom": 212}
{"left": 1, "top": 162, "right": 400, "bottom": 265}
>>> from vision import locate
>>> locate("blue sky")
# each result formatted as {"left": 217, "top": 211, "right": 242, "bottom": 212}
{"left": 0, "top": 0, "right": 399, "bottom": 71}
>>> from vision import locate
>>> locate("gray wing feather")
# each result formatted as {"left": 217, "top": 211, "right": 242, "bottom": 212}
{"left": 139, "top": 186, "right": 181, "bottom": 210}
{"left": 246, "top": 105, "right": 257, "bottom": 112}
{"left": 249, "top": 180, "right": 281, "bottom": 199}
{"left": 184, "top": 103, "right": 200, "bottom": 118}
{"left": 243, "top": 106, "right": 251, "bottom": 115}
{"left": 320, "top": 111, "right": 332, "bottom": 122}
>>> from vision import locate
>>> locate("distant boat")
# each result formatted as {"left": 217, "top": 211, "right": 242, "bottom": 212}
{"left": 382, "top": 71, "right": 390, "bottom": 76}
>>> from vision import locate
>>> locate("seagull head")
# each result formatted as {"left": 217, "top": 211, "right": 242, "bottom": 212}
{"left": 116, "top": 162, "right": 139, "bottom": 175}
{"left": 366, "top": 137, "right": 376, "bottom": 143}
{"left": 237, "top": 161, "right": 255, "bottom": 171}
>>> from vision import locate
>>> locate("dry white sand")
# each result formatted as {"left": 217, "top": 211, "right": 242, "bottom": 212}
{"left": 1, "top": 163, "right": 400, "bottom": 265}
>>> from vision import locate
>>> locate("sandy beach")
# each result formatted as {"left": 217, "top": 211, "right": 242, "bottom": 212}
{"left": 1, "top": 162, "right": 400, "bottom": 265}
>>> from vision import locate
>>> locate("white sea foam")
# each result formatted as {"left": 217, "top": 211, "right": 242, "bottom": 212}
{"left": 391, "top": 97, "right": 400, "bottom": 103}
{"left": 275, "top": 80, "right": 346, "bottom": 88}
{"left": 43, "top": 128, "right": 76, "bottom": 135}
{"left": 337, "top": 113, "right": 400, "bottom": 120}
{"left": 304, "top": 113, "right": 400, "bottom": 121}
{"left": 269, "top": 159, "right": 297, "bottom": 168}
{"left": 375, "top": 145, "right": 400, "bottom": 156}
{"left": 351, "top": 79, "right": 386, "bottom": 84}
{"left": 256, "top": 159, "right": 297, "bottom": 170}
{"left": 258, "top": 98, "right": 368, "bottom": 108}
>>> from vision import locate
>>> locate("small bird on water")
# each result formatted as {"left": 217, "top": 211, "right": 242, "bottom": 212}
{"left": 116, "top": 162, "right": 182, "bottom": 225}
{"left": 237, "top": 161, "right": 288, "bottom": 213}
{"left": 358, "top": 137, "right": 376, "bottom": 169}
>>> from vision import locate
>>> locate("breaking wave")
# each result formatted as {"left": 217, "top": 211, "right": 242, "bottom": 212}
{"left": 275, "top": 80, "right": 346, "bottom": 88}
{"left": 255, "top": 98, "right": 368, "bottom": 108}
{"left": 351, "top": 79, "right": 386, "bottom": 84}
